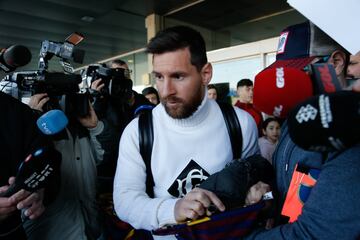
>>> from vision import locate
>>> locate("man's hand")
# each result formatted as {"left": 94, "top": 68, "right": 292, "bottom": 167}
{"left": 78, "top": 103, "right": 98, "bottom": 129}
{"left": 91, "top": 78, "right": 105, "bottom": 92}
{"left": 174, "top": 188, "right": 225, "bottom": 222}
{"left": 245, "top": 181, "right": 270, "bottom": 206}
{"left": 28, "top": 93, "right": 49, "bottom": 111}
{"left": 16, "top": 189, "right": 45, "bottom": 220}
{"left": 0, "top": 177, "right": 18, "bottom": 222}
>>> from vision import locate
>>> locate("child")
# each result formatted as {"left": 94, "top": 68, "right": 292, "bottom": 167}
{"left": 258, "top": 117, "right": 281, "bottom": 163}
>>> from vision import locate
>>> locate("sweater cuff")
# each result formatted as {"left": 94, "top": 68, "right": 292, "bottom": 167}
{"left": 88, "top": 120, "right": 104, "bottom": 135}
{"left": 157, "top": 198, "right": 178, "bottom": 227}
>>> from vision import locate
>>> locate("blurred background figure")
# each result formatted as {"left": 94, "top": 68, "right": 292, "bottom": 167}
{"left": 142, "top": 86, "right": 160, "bottom": 105}
{"left": 234, "top": 78, "right": 263, "bottom": 133}
{"left": 258, "top": 118, "right": 281, "bottom": 163}
{"left": 207, "top": 84, "right": 218, "bottom": 100}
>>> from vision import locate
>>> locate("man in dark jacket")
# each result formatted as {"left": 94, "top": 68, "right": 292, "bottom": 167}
{"left": 245, "top": 21, "right": 360, "bottom": 240}
{"left": 0, "top": 91, "right": 59, "bottom": 240}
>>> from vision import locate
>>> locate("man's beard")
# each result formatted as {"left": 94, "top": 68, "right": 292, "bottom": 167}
{"left": 162, "top": 93, "right": 203, "bottom": 119}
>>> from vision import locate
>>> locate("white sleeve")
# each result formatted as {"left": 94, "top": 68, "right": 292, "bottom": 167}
{"left": 113, "top": 118, "right": 178, "bottom": 230}
{"left": 88, "top": 120, "right": 105, "bottom": 163}
{"left": 234, "top": 107, "right": 260, "bottom": 158}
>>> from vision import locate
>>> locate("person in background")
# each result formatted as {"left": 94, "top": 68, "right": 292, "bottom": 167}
{"left": 234, "top": 79, "right": 263, "bottom": 133}
{"left": 113, "top": 26, "right": 261, "bottom": 240}
{"left": 245, "top": 21, "right": 360, "bottom": 240}
{"left": 258, "top": 118, "right": 281, "bottom": 163}
{"left": 24, "top": 93, "right": 103, "bottom": 240}
{"left": 142, "top": 86, "right": 160, "bottom": 105}
{"left": 207, "top": 84, "right": 218, "bottom": 100}
{"left": 347, "top": 52, "right": 360, "bottom": 91}
{"left": 0, "top": 91, "right": 60, "bottom": 240}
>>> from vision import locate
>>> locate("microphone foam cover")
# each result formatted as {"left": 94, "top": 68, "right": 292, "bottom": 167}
{"left": 254, "top": 67, "right": 313, "bottom": 118}
{"left": 37, "top": 109, "right": 68, "bottom": 135}
{"left": 3, "top": 45, "right": 32, "bottom": 67}
{"left": 288, "top": 91, "right": 360, "bottom": 152}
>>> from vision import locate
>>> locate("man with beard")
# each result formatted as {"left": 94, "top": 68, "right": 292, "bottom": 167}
{"left": 113, "top": 26, "right": 259, "bottom": 239}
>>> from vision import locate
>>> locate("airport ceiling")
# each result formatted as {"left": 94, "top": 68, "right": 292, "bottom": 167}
{"left": 0, "top": 0, "right": 306, "bottom": 71}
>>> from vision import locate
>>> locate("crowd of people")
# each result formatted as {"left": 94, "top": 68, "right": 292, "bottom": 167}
{"left": 1, "top": 6, "right": 359, "bottom": 240}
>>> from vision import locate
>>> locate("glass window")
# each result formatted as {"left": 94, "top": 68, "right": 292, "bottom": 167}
{"left": 211, "top": 55, "right": 262, "bottom": 91}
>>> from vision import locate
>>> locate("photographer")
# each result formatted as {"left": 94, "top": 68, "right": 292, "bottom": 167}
{"left": 23, "top": 93, "right": 103, "bottom": 240}
{"left": 0, "top": 91, "right": 59, "bottom": 240}
{"left": 90, "top": 59, "right": 153, "bottom": 183}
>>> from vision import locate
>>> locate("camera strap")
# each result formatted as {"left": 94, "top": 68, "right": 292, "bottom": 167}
{"left": 138, "top": 101, "right": 243, "bottom": 198}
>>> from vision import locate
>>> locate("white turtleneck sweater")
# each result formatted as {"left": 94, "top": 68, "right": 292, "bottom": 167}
{"left": 113, "top": 96, "right": 259, "bottom": 239}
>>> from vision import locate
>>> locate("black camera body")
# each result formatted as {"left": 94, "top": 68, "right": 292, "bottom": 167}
{"left": 84, "top": 64, "right": 133, "bottom": 101}
{"left": 3, "top": 33, "right": 90, "bottom": 116}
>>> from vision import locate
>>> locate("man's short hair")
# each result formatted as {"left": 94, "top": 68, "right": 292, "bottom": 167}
{"left": 207, "top": 84, "right": 217, "bottom": 91}
{"left": 237, "top": 79, "right": 253, "bottom": 88}
{"left": 142, "top": 86, "right": 158, "bottom": 96}
{"left": 146, "top": 26, "right": 207, "bottom": 72}
{"left": 108, "top": 59, "right": 127, "bottom": 68}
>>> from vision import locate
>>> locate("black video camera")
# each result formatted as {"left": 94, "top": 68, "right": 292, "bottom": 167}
{"left": 83, "top": 64, "right": 133, "bottom": 101}
{"left": 2, "top": 33, "right": 90, "bottom": 116}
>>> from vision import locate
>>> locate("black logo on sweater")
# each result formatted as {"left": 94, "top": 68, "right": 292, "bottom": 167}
{"left": 168, "top": 159, "right": 209, "bottom": 197}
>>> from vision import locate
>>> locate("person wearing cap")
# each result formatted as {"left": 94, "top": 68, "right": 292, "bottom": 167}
{"left": 234, "top": 79, "right": 263, "bottom": 133}
{"left": 245, "top": 21, "right": 360, "bottom": 239}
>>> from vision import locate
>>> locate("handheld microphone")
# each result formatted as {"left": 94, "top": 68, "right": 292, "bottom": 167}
{"left": 0, "top": 110, "right": 66, "bottom": 197}
{"left": 287, "top": 91, "right": 360, "bottom": 152}
{"left": 36, "top": 109, "right": 68, "bottom": 135}
{"left": 253, "top": 64, "right": 341, "bottom": 118}
{"left": 0, "top": 45, "right": 32, "bottom": 72}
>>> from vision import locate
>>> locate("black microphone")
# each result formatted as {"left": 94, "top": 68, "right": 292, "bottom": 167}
{"left": 0, "top": 45, "right": 32, "bottom": 72}
{"left": 288, "top": 91, "right": 360, "bottom": 152}
{"left": 0, "top": 110, "right": 66, "bottom": 197}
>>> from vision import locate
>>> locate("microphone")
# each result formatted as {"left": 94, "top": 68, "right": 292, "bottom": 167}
{"left": 36, "top": 109, "right": 68, "bottom": 135}
{"left": 0, "top": 110, "right": 66, "bottom": 197}
{"left": 253, "top": 64, "right": 341, "bottom": 118}
{"left": 0, "top": 45, "right": 32, "bottom": 72}
{"left": 287, "top": 91, "right": 360, "bottom": 152}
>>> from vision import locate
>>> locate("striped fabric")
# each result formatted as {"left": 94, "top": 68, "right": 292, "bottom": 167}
{"left": 153, "top": 201, "right": 265, "bottom": 240}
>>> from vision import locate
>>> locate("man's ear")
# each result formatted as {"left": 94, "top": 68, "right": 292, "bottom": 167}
{"left": 329, "top": 50, "right": 347, "bottom": 75}
{"left": 201, "top": 63, "right": 212, "bottom": 85}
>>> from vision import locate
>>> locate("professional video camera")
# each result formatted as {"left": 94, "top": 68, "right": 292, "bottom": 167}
{"left": 82, "top": 64, "right": 133, "bottom": 102}
{"left": 2, "top": 33, "right": 91, "bottom": 116}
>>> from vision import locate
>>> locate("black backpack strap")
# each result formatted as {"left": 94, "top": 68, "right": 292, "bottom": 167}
{"left": 138, "top": 110, "right": 155, "bottom": 198}
{"left": 138, "top": 102, "right": 243, "bottom": 198}
{"left": 217, "top": 101, "right": 243, "bottom": 159}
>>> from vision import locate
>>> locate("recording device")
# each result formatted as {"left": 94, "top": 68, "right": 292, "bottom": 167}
{"left": 37, "top": 109, "right": 69, "bottom": 135}
{"left": 2, "top": 33, "right": 90, "bottom": 116}
{"left": 0, "top": 147, "right": 60, "bottom": 198}
{"left": 0, "top": 110, "right": 66, "bottom": 198}
{"left": 254, "top": 63, "right": 341, "bottom": 118}
{"left": 83, "top": 64, "right": 133, "bottom": 100}
{"left": 0, "top": 45, "right": 32, "bottom": 73}
{"left": 287, "top": 91, "right": 360, "bottom": 152}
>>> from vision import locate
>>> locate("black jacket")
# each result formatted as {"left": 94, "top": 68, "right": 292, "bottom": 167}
{"left": 0, "top": 92, "right": 59, "bottom": 239}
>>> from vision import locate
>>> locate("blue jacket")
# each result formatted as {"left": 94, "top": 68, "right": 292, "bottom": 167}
{"left": 246, "top": 123, "right": 360, "bottom": 239}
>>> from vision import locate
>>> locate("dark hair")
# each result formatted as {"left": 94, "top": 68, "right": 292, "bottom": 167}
{"left": 146, "top": 26, "right": 207, "bottom": 72}
{"left": 142, "top": 86, "right": 159, "bottom": 101}
{"left": 262, "top": 117, "right": 281, "bottom": 130}
{"left": 207, "top": 84, "right": 217, "bottom": 91}
{"left": 108, "top": 59, "right": 127, "bottom": 68}
{"left": 237, "top": 79, "right": 253, "bottom": 88}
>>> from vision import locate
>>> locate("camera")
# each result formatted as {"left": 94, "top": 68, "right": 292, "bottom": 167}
{"left": 83, "top": 64, "right": 133, "bottom": 102}
{"left": 2, "top": 33, "right": 90, "bottom": 116}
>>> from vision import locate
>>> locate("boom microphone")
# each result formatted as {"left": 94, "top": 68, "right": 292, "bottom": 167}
{"left": 0, "top": 45, "right": 32, "bottom": 72}
{"left": 253, "top": 64, "right": 341, "bottom": 118}
{"left": 287, "top": 91, "right": 360, "bottom": 152}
